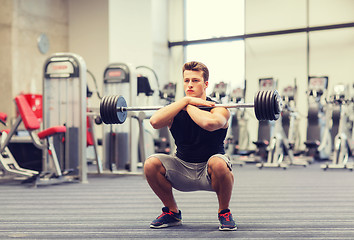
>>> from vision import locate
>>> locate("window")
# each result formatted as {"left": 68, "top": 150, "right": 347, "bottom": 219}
{"left": 185, "top": 0, "right": 244, "bottom": 40}
{"left": 185, "top": 0, "right": 245, "bottom": 97}
{"left": 185, "top": 42, "right": 245, "bottom": 96}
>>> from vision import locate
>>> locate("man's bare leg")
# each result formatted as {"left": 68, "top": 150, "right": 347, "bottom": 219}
{"left": 144, "top": 157, "right": 178, "bottom": 213}
{"left": 207, "top": 157, "right": 234, "bottom": 213}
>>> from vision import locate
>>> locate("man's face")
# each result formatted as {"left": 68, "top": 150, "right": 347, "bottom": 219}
{"left": 183, "top": 70, "right": 208, "bottom": 98}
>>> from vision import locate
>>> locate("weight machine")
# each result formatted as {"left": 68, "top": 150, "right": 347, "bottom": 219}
{"left": 208, "top": 82, "right": 246, "bottom": 165}
{"left": 282, "top": 85, "right": 301, "bottom": 152}
{"left": 1, "top": 95, "right": 71, "bottom": 185}
{"left": 210, "top": 81, "right": 228, "bottom": 102}
{"left": 85, "top": 69, "right": 103, "bottom": 173}
{"left": 1, "top": 111, "right": 39, "bottom": 180}
{"left": 257, "top": 83, "right": 308, "bottom": 169}
{"left": 225, "top": 84, "right": 254, "bottom": 165}
{"left": 301, "top": 76, "right": 331, "bottom": 161}
{"left": 101, "top": 63, "right": 138, "bottom": 173}
{"left": 321, "top": 84, "right": 353, "bottom": 170}
{"left": 154, "top": 82, "right": 177, "bottom": 155}
{"left": 42, "top": 53, "right": 88, "bottom": 183}
{"left": 227, "top": 86, "right": 250, "bottom": 154}
{"left": 247, "top": 78, "right": 277, "bottom": 163}
{"left": 99, "top": 63, "right": 167, "bottom": 175}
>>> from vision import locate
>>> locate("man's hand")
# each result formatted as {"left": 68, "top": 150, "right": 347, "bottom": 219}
{"left": 183, "top": 96, "right": 215, "bottom": 110}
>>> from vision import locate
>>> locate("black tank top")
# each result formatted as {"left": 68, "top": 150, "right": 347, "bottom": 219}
{"left": 169, "top": 97, "right": 227, "bottom": 163}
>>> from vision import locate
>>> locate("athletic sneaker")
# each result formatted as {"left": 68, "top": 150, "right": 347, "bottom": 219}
{"left": 218, "top": 209, "right": 237, "bottom": 231}
{"left": 150, "top": 207, "right": 182, "bottom": 228}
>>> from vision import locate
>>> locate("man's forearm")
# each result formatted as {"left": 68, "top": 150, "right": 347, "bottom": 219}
{"left": 149, "top": 98, "right": 190, "bottom": 129}
{"left": 186, "top": 105, "right": 228, "bottom": 132}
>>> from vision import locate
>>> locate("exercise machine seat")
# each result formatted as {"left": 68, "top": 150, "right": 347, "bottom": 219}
{"left": 304, "top": 140, "right": 320, "bottom": 148}
{"left": 15, "top": 96, "right": 40, "bottom": 131}
{"left": 37, "top": 126, "right": 66, "bottom": 139}
{"left": 15, "top": 95, "right": 66, "bottom": 137}
{"left": 253, "top": 140, "right": 269, "bottom": 148}
{"left": 0, "top": 129, "right": 10, "bottom": 135}
{"left": 0, "top": 112, "right": 7, "bottom": 122}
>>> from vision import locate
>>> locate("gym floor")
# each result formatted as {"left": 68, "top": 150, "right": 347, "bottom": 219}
{"left": 1, "top": 162, "right": 354, "bottom": 239}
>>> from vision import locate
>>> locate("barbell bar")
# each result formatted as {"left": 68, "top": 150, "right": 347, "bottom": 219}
{"left": 99, "top": 90, "right": 282, "bottom": 124}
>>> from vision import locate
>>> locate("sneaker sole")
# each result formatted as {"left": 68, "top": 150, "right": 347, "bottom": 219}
{"left": 150, "top": 221, "right": 182, "bottom": 229}
{"left": 219, "top": 226, "right": 237, "bottom": 231}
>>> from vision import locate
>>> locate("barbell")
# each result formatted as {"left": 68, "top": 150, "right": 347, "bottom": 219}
{"left": 99, "top": 90, "right": 282, "bottom": 124}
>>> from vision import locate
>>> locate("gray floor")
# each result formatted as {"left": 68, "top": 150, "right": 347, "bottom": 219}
{"left": 1, "top": 162, "right": 354, "bottom": 239}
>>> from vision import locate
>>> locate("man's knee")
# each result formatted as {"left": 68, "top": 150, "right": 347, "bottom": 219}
{"left": 144, "top": 157, "right": 165, "bottom": 177}
{"left": 208, "top": 157, "right": 233, "bottom": 179}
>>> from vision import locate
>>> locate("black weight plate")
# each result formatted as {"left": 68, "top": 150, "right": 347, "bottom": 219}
{"left": 107, "top": 95, "right": 117, "bottom": 124}
{"left": 271, "top": 90, "right": 279, "bottom": 120}
{"left": 264, "top": 90, "right": 272, "bottom": 120}
{"left": 257, "top": 91, "right": 264, "bottom": 120}
{"left": 99, "top": 96, "right": 105, "bottom": 123}
{"left": 267, "top": 90, "right": 273, "bottom": 120}
{"left": 102, "top": 96, "right": 109, "bottom": 124}
{"left": 273, "top": 90, "right": 282, "bottom": 120}
{"left": 266, "top": 90, "right": 273, "bottom": 120}
{"left": 104, "top": 96, "right": 113, "bottom": 124}
{"left": 261, "top": 91, "right": 269, "bottom": 120}
{"left": 100, "top": 96, "right": 110, "bottom": 124}
{"left": 117, "top": 95, "right": 127, "bottom": 110}
{"left": 262, "top": 90, "right": 269, "bottom": 120}
{"left": 111, "top": 96, "right": 119, "bottom": 124}
{"left": 116, "top": 96, "right": 127, "bottom": 124}
{"left": 260, "top": 91, "right": 267, "bottom": 120}
{"left": 269, "top": 90, "right": 276, "bottom": 120}
{"left": 259, "top": 91, "right": 267, "bottom": 121}
{"left": 115, "top": 95, "right": 124, "bottom": 124}
{"left": 274, "top": 90, "right": 281, "bottom": 120}
{"left": 257, "top": 91, "right": 265, "bottom": 120}
{"left": 254, "top": 91, "right": 262, "bottom": 120}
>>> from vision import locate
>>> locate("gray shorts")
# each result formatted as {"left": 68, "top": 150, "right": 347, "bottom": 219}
{"left": 147, "top": 153, "right": 232, "bottom": 192}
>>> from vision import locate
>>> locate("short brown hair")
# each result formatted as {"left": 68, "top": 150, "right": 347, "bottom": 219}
{"left": 182, "top": 61, "right": 209, "bottom": 82}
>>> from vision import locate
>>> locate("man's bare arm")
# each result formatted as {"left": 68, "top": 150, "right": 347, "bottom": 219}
{"left": 186, "top": 105, "right": 230, "bottom": 132}
{"left": 149, "top": 97, "right": 215, "bottom": 129}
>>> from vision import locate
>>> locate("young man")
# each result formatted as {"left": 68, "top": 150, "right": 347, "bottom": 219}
{"left": 144, "top": 61, "right": 236, "bottom": 231}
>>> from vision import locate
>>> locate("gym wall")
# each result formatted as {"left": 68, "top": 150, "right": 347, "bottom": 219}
{"left": 0, "top": 0, "right": 69, "bottom": 120}
{"left": 0, "top": 0, "right": 170, "bottom": 127}
{"left": 167, "top": 0, "right": 185, "bottom": 101}
{"left": 68, "top": 0, "right": 109, "bottom": 109}
{"left": 69, "top": 0, "right": 170, "bottom": 110}
{"left": 245, "top": 0, "right": 354, "bottom": 148}
{"left": 68, "top": 0, "right": 169, "bottom": 145}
